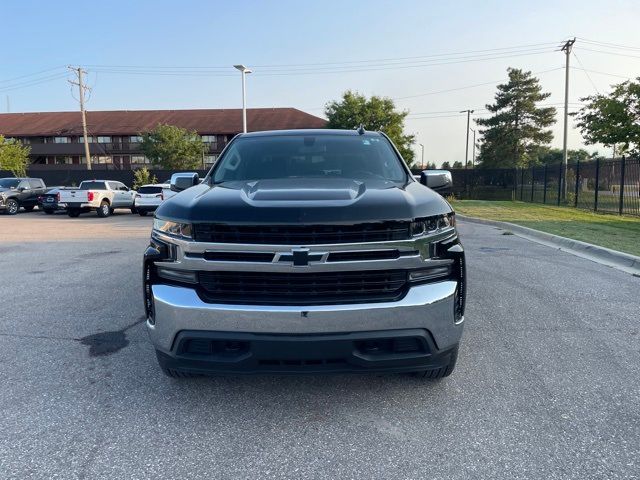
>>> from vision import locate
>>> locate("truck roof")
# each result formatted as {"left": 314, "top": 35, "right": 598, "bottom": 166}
{"left": 237, "top": 129, "right": 384, "bottom": 138}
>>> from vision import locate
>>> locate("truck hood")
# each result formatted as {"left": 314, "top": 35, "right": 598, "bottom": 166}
{"left": 155, "top": 178, "right": 452, "bottom": 224}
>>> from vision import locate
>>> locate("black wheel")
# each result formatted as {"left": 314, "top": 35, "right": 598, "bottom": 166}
{"left": 5, "top": 199, "right": 19, "bottom": 215}
{"left": 138, "top": 210, "right": 148, "bottom": 216}
{"left": 44, "top": 209, "right": 54, "bottom": 215}
{"left": 67, "top": 209, "right": 81, "bottom": 218}
{"left": 23, "top": 205, "right": 35, "bottom": 212}
{"left": 97, "top": 201, "right": 111, "bottom": 218}
{"left": 413, "top": 346, "right": 458, "bottom": 380}
{"left": 131, "top": 206, "right": 138, "bottom": 214}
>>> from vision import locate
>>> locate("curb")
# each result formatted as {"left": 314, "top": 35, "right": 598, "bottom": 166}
{"left": 457, "top": 214, "right": 640, "bottom": 277}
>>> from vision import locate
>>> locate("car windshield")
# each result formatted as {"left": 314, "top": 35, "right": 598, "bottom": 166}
{"left": 0, "top": 178, "right": 20, "bottom": 188}
{"left": 211, "top": 134, "right": 407, "bottom": 184}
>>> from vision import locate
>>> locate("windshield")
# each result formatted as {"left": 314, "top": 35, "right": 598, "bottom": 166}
{"left": 0, "top": 178, "right": 20, "bottom": 188}
{"left": 78, "top": 181, "right": 107, "bottom": 190}
{"left": 212, "top": 134, "right": 407, "bottom": 184}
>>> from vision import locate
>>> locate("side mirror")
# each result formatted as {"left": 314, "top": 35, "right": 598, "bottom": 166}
{"left": 170, "top": 172, "right": 199, "bottom": 192}
{"left": 420, "top": 169, "right": 453, "bottom": 195}
{"left": 18, "top": 187, "right": 26, "bottom": 192}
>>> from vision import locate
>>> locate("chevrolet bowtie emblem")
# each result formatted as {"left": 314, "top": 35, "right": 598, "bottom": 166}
{"left": 278, "top": 248, "right": 324, "bottom": 266}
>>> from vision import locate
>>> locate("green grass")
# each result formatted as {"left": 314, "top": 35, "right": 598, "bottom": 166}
{"left": 449, "top": 200, "right": 640, "bottom": 257}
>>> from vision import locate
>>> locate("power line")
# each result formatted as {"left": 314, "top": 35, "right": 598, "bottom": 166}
{"left": 572, "top": 51, "right": 599, "bottom": 93}
{"left": 87, "top": 48, "right": 558, "bottom": 77}
{"left": 0, "top": 66, "right": 66, "bottom": 84}
{"left": 570, "top": 66, "right": 631, "bottom": 80}
{"left": 576, "top": 47, "right": 640, "bottom": 60}
{"left": 577, "top": 37, "right": 640, "bottom": 52}
{"left": 0, "top": 73, "right": 69, "bottom": 93}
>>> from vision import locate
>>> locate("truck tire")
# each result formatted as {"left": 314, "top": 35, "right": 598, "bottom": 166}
{"left": 414, "top": 346, "right": 458, "bottom": 380}
{"left": 130, "top": 206, "right": 138, "bottom": 214}
{"left": 97, "top": 201, "right": 111, "bottom": 218}
{"left": 67, "top": 209, "right": 81, "bottom": 218}
{"left": 6, "top": 199, "right": 19, "bottom": 215}
{"left": 138, "top": 210, "right": 148, "bottom": 216}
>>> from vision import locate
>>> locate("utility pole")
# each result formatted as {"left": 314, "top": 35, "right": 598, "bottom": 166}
{"left": 560, "top": 38, "right": 576, "bottom": 198}
{"left": 419, "top": 143, "right": 424, "bottom": 170}
{"left": 460, "top": 110, "right": 474, "bottom": 169}
{"left": 470, "top": 128, "right": 476, "bottom": 168}
{"left": 68, "top": 66, "right": 92, "bottom": 170}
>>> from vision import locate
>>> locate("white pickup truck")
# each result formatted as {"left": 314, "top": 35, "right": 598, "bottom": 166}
{"left": 60, "top": 180, "right": 137, "bottom": 218}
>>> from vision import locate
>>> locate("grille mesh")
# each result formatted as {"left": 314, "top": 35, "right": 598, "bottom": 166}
{"left": 193, "top": 222, "right": 411, "bottom": 244}
{"left": 197, "top": 269, "right": 408, "bottom": 305}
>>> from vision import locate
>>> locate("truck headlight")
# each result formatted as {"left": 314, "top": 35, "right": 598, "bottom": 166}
{"left": 410, "top": 213, "right": 455, "bottom": 237}
{"left": 153, "top": 219, "right": 192, "bottom": 239}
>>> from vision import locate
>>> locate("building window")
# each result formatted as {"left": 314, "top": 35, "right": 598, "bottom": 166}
{"left": 79, "top": 136, "right": 95, "bottom": 143}
{"left": 95, "top": 156, "right": 112, "bottom": 164}
{"left": 97, "top": 136, "right": 111, "bottom": 143}
{"left": 55, "top": 156, "right": 72, "bottom": 165}
{"left": 131, "top": 155, "right": 150, "bottom": 164}
{"left": 129, "top": 135, "right": 143, "bottom": 143}
{"left": 204, "top": 154, "right": 218, "bottom": 165}
{"left": 201, "top": 135, "right": 217, "bottom": 147}
{"left": 54, "top": 136, "right": 70, "bottom": 143}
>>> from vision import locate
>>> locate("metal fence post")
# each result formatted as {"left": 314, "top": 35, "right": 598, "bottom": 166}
{"left": 557, "top": 163, "right": 563, "bottom": 206}
{"left": 594, "top": 158, "right": 600, "bottom": 212}
{"left": 530, "top": 166, "right": 535, "bottom": 202}
{"left": 619, "top": 155, "right": 626, "bottom": 215}
{"left": 543, "top": 164, "right": 548, "bottom": 204}
{"left": 520, "top": 168, "right": 525, "bottom": 200}
{"left": 574, "top": 160, "right": 580, "bottom": 207}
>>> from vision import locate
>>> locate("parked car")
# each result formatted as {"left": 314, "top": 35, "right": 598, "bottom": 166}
{"left": 144, "top": 129, "right": 466, "bottom": 379}
{"left": 59, "top": 180, "right": 137, "bottom": 217}
{"left": 37, "top": 187, "right": 66, "bottom": 214}
{"left": 134, "top": 184, "right": 177, "bottom": 216}
{"left": 0, "top": 177, "right": 47, "bottom": 215}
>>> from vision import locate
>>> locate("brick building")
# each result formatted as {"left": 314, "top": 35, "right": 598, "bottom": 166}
{"left": 0, "top": 108, "right": 326, "bottom": 169}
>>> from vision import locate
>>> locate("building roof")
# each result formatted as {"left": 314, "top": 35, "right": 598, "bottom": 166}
{"left": 0, "top": 108, "right": 327, "bottom": 136}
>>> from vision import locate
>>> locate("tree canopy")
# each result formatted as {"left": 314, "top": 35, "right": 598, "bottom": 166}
{"left": 476, "top": 68, "right": 556, "bottom": 168}
{"left": 0, "top": 135, "right": 30, "bottom": 177}
{"left": 325, "top": 91, "right": 416, "bottom": 165}
{"left": 572, "top": 78, "right": 640, "bottom": 155}
{"left": 140, "top": 124, "right": 204, "bottom": 170}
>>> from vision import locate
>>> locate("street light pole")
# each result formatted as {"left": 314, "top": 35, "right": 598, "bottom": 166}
{"left": 419, "top": 143, "right": 424, "bottom": 170}
{"left": 233, "top": 65, "right": 252, "bottom": 133}
{"left": 460, "top": 110, "right": 474, "bottom": 169}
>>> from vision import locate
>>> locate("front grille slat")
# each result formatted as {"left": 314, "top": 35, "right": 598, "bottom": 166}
{"left": 197, "top": 270, "right": 408, "bottom": 305}
{"left": 193, "top": 222, "right": 411, "bottom": 244}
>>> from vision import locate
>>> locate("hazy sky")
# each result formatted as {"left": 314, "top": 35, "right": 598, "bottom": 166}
{"left": 2, "top": 0, "right": 639, "bottom": 165}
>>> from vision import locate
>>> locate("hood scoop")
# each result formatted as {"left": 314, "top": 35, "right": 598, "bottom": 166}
{"left": 244, "top": 178, "right": 365, "bottom": 202}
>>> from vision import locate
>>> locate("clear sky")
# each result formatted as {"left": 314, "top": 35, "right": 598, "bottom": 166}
{"left": 1, "top": 0, "right": 639, "bottom": 165}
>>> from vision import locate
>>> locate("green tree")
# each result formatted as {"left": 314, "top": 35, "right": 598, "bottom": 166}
{"left": 140, "top": 124, "right": 204, "bottom": 169}
{"left": 572, "top": 78, "right": 640, "bottom": 155}
{"left": 325, "top": 91, "right": 416, "bottom": 165}
{"left": 452, "top": 161, "right": 463, "bottom": 169}
{"left": 530, "top": 146, "right": 598, "bottom": 165}
{"left": 132, "top": 166, "right": 158, "bottom": 190}
{"left": 0, "top": 135, "right": 30, "bottom": 177}
{"left": 441, "top": 161, "right": 451, "bottom": 169}
{"left": 476, "top": 68, "right": 556, "bottom": 168}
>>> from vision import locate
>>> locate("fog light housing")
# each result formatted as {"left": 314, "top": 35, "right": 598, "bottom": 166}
{"left": 408, "top": 265, "right": 452, "bottom": 283}
{"left": 156, "top": 267, "right": 198, "bottom": 284}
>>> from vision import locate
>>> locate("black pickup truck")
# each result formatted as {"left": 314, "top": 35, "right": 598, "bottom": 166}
{"left": 0, "top": 177, "right": 47, "bottom": 214}
{"left": 143, "top": 129, "right": 466, "bottom": 379}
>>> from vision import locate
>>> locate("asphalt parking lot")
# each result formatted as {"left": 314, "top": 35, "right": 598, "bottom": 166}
{"left": 1, "top": 212, "right": 639, "bottom": 479}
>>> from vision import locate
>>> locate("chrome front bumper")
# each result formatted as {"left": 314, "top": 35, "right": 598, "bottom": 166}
{"left": 147, "top": 280, "right": 463, "bottom": 354}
